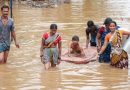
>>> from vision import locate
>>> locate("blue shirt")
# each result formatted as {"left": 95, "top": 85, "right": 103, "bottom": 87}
{"left": 0, "top": 17, "right": 14, "bottom": 46}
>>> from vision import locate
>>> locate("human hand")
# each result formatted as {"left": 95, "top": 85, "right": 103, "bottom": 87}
{"left": 15, "top": 42, "right": 20, "bottom": 48}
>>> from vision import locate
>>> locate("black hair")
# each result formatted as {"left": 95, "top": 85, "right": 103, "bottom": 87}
{"left": 103, "top": 17, "right": 112, "bottom": 25}
{"left": 87, "top": 20, "right": 94, "bottom": 27}
{"left": 50, "top": 24, "right": 57, "bottom": 29}
{"left": 72, "top": 35, "right": 79, "bottom": 41}
{"left": 86, "top": 20, "right": 98, "bottom": 36}
{"left": 109, "top": 21, "right": 117, "bottom": 26}
{"left": 1, "top": 5, "right": 9, "bottom": 11}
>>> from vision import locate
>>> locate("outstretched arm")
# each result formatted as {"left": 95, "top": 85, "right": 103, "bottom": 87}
{"left": 98, "top": 40, "right": 108, "bottom": 55}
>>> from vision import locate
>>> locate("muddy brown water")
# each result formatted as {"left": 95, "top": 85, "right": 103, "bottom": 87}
{"left": 0, "top": 0, "right": 130, "bottom": 90}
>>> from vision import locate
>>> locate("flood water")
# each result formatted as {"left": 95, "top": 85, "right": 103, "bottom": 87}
{"left": 0, "top": 0, "right": 130, "bottom": 90}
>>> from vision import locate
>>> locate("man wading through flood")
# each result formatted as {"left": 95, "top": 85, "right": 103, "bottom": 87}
{"left": 0, "top": 5, "right": 19, "bottom": 64}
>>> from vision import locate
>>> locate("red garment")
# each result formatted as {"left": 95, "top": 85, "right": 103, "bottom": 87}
{"left": 42, "top": 32, "right": 62, "bottom": 45}
{"left": 98, "top": 26, "right": 105, "bottom": 35}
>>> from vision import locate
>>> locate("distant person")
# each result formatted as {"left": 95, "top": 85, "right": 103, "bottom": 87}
{"left": 98, "top": 21, "right": 129, "bottom": 69}
{"left": 0, "top": 5, "right": 19, "bottom": 64}
{"left": 40, "top": 24, "right": 62, "bottom": 70}
{"left": 86, "top": 20, "right": 99, "bottom": 47}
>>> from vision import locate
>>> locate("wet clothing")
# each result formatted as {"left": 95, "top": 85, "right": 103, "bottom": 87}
{"left": 98, "top": 27, "right": 111, "bottom": 63}
{"left": 0, "top": 17, "right": 14, "bottom": 52}
{"left": 86, "top": 25, "right": 99, "bottom": 47}
{"left": 0, "top": 43, "right": 10, "bottom": 52}
{"left": 42, "top": 32, "right": 61, "bottom": 64}
{"left": 105, "top": 30, "right": 128, "bottom": 69}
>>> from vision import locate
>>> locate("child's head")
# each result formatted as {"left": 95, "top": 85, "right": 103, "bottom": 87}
{"left": 72, "top": 35, "right": 79, "bottom": 42}
{"left": 71, "top": 35, "right": 79, "bottom": 46}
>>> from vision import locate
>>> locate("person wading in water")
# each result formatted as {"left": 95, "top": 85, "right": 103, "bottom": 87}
{"left": 40, "top": 24, "right": 62, "bottom": 70}
{"left": 0, "top": 5, "right": 19, "bottom": 64}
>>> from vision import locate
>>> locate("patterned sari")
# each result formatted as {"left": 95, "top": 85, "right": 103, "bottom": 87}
{"left": 110, "top": 30, "right": 128, "bottom": 69}
{"left": 42, "top": 33, "right": 61, "bottom": 65}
